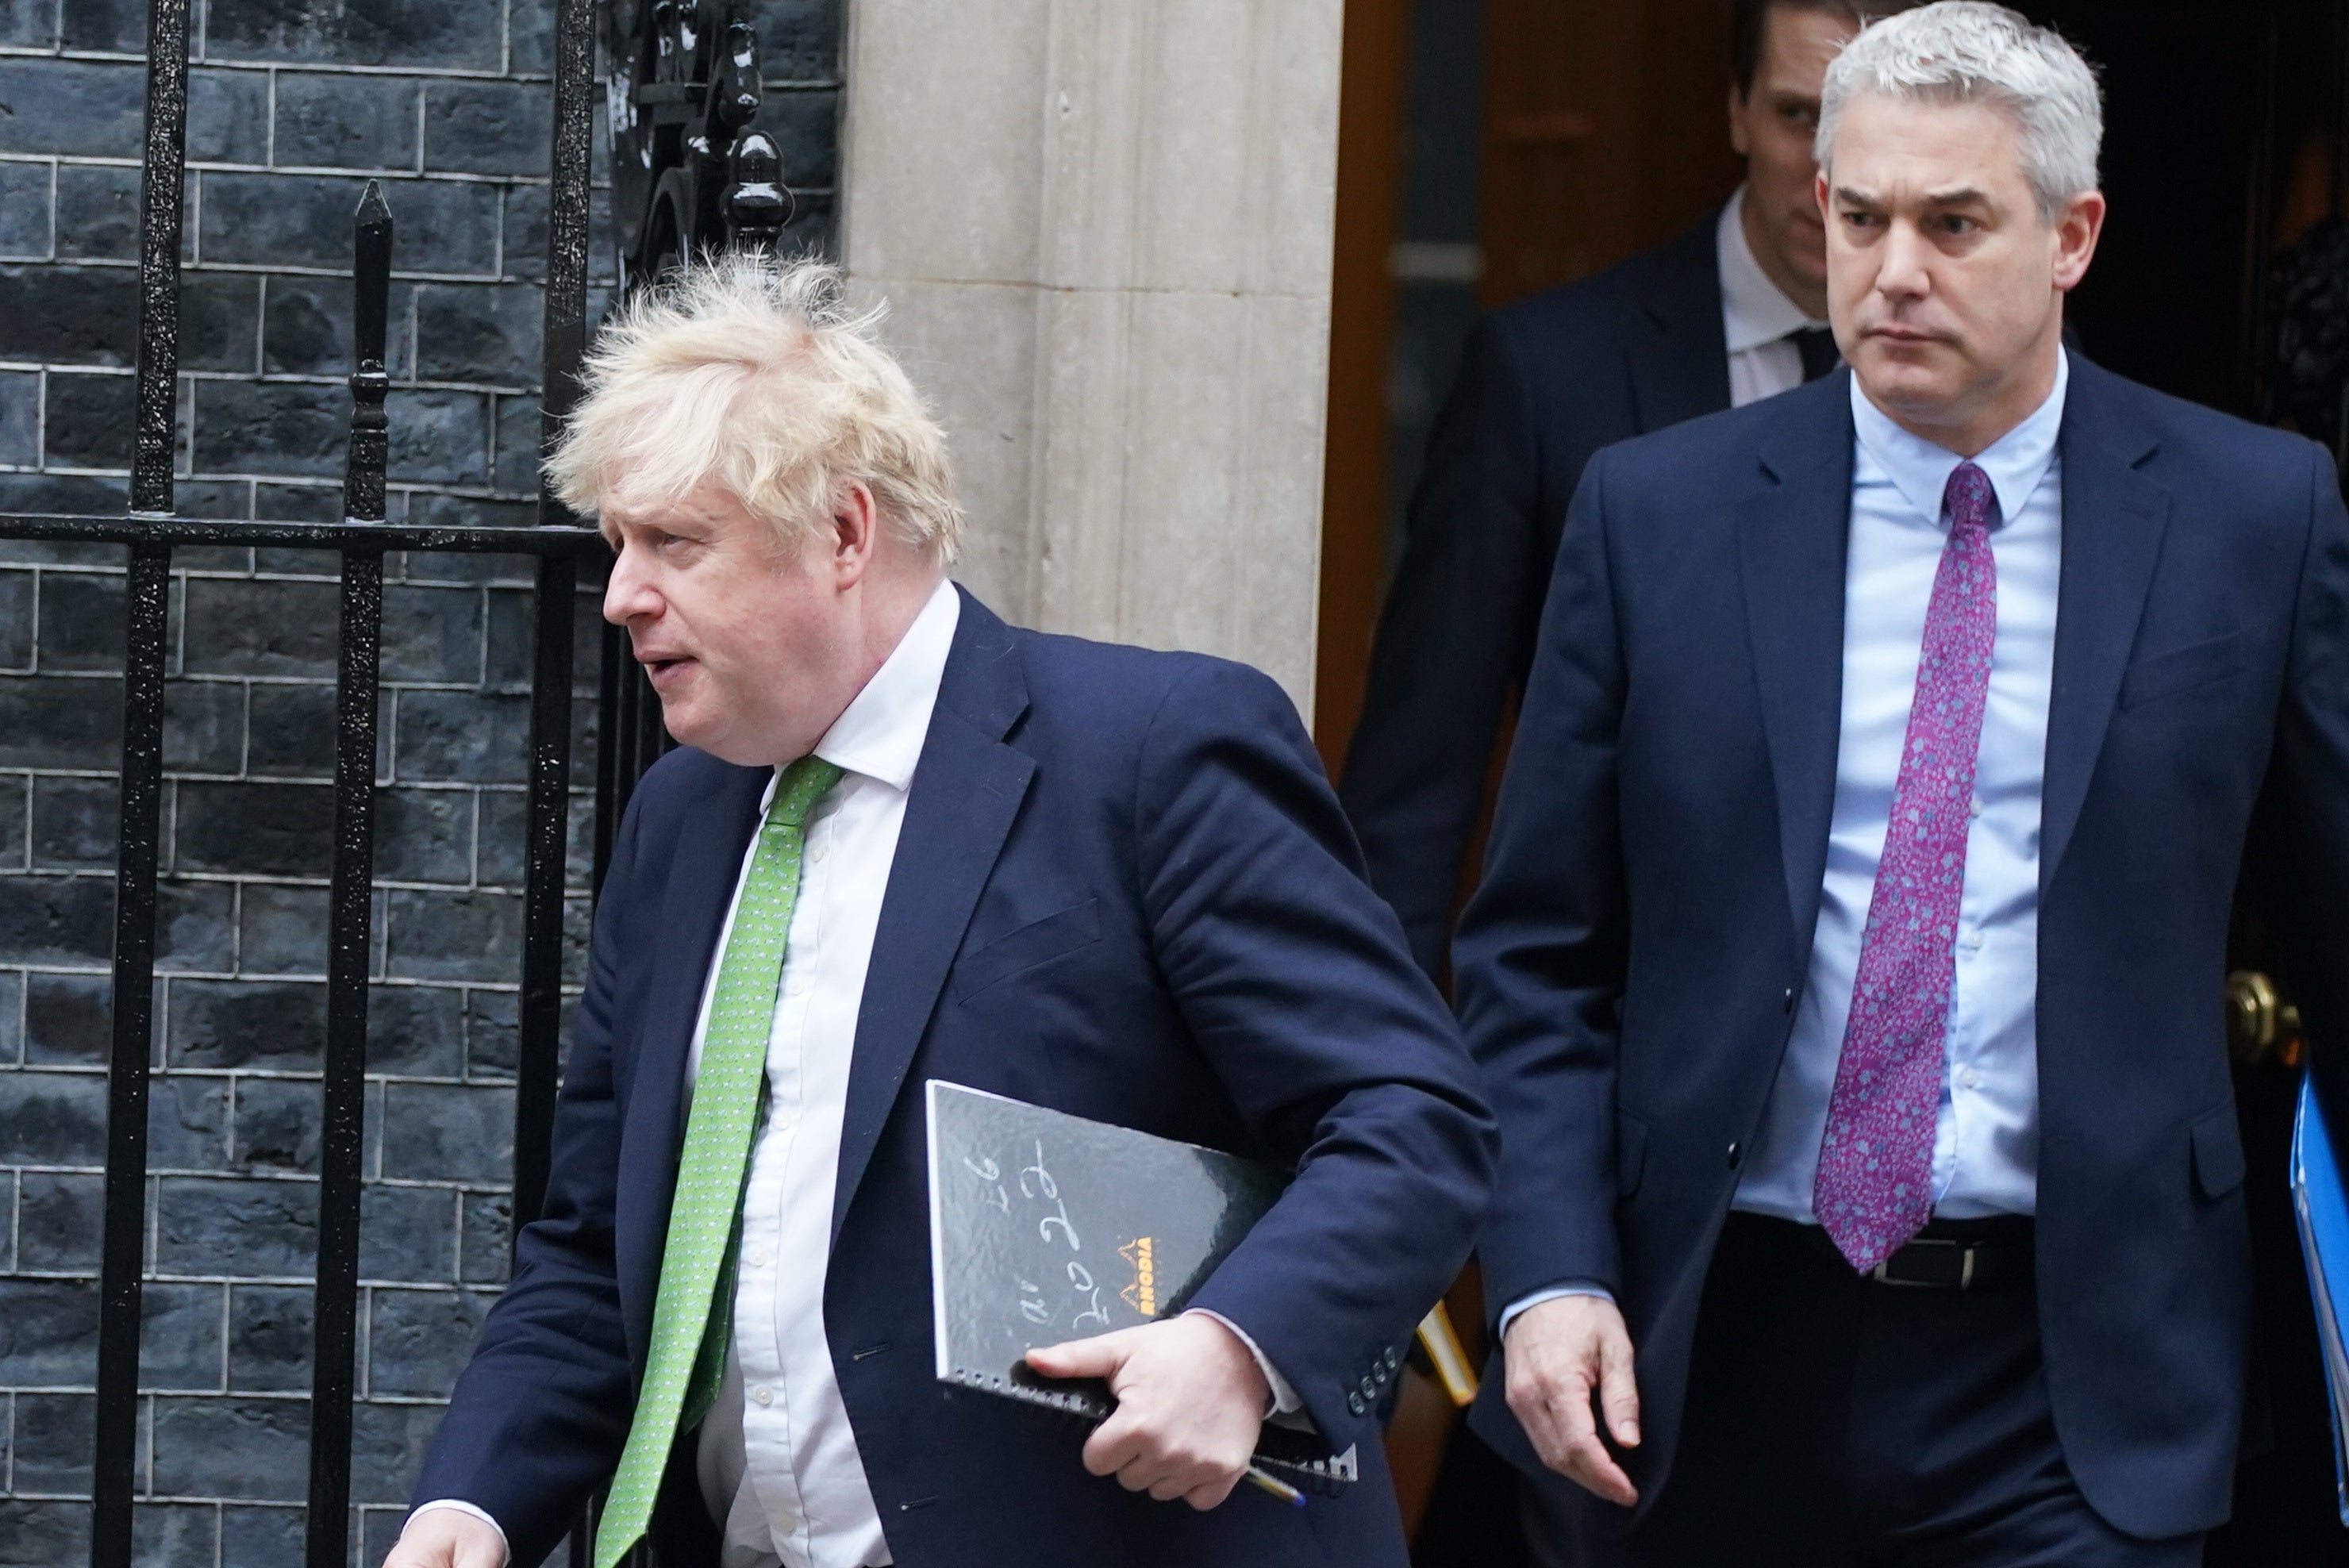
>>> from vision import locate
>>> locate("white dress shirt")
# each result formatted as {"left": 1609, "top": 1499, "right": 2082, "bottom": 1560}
{"left": 1735, "top": 352, "right": 2068, "bottom": 1224}
{"left": 1719, "top": 184, "right": 1832, "bottom": 409}
{"left": 1501, "top": 353, "right": 2070, "bottom": 1335}
{"left": 682, "top": 576, "right": 966, "bottom": 1568}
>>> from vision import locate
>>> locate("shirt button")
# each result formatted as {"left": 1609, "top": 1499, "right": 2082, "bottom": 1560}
{"left": 1970, "top": 797, "right": 1985, "bottom": 819}
{"left": 1960, "top": 1067, "right": 1980, "bottom": 1090}
{"left": 745, "top": 1244, "right": 772, "bottom": 1267}
{"left": 1963, "top": 932, "right": 1984, "bottom": 951}
{"left": 751, "top": 1385, "right": 775, "bottom": 1407}
{"left": 810, "top": 840, "right": 829, "bottom": 863}
{"left": 786, "top": 974, "right": 809, "bottom": 997}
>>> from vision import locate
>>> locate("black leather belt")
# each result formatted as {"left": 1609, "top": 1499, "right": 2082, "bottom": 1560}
{"left": 1864, "top": 1217, "right": 2035, "bottom": 1290}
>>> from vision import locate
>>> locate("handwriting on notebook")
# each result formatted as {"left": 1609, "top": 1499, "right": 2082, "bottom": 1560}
{"left": 928, "top": 1080, "right": 1289, "bottom": 1389}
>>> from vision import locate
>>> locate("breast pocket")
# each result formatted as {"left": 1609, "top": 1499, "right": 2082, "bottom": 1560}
{"left": 952, "top": 898, "right": 1102, "bottom": 1003}
{"left": 2117, "top": 632, "right": 2246, "bottom": 712}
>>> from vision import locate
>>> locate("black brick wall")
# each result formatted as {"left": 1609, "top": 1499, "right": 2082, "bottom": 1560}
{"left": 0, "top": 4, "right": 842, "bottom": 1564}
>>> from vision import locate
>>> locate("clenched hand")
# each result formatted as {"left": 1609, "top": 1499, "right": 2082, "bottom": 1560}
{"left": 1025, "top": 1312, "right": 1271, "bottom": 1510}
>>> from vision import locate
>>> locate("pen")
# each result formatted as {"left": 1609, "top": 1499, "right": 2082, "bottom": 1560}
{"left": 1244, "top": 1465, "right": 1307, "bottom": 1508}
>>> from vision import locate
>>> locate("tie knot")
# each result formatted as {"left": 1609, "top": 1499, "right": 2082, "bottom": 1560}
{"left": 1793, "top": 325, "right": 1841, "bottom": 383}
{"left": 769, "top": 755, "right": 844, "bottom": 830}
{"left": 1943, "top": 461, "right": 1997, "bottom": 536}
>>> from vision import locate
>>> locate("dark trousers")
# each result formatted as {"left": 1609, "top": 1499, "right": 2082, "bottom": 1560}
{"left": 1552, "top": 1213, "right": 2208, "bottom": 1568}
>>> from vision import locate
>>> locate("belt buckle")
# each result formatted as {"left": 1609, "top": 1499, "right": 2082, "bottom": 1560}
{"left": 1867, "top": 1237, "right": 1976, "bottom": 1289}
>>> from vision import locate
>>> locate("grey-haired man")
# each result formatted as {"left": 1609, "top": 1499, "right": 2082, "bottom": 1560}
{"left": 1462, "top": 4, "right": 2349, "bottom": 1563}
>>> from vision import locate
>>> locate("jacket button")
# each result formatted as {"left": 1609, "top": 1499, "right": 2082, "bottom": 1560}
{"left": 1348, "top": 1390, "right": 1367, "bottom": 1416}
{"left": 1726, "top": 1142, "right": 1743, "bottom": 1170}
{"left": 1385, "top": 1347, "right": 1401, "bottom": 1370}
{"left": 1782, "top": 988, "right": 1796, "bottom": 1015}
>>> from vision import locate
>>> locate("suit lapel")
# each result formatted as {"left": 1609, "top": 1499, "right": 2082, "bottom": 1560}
{"left": 1627, "top": 209, "right": 1733, "bottom": 431}
{"left": 2040, "top": 361, "right": 2167, "bottom": 889}
{"left": 832, "top": 590, "right": 1035, "bottom": 1244}
{"left": 617, "top": 758, "right": 767, "bottom": 1346}
{"left": 1738, "top": 375, "right": 1858, "bottom": 946}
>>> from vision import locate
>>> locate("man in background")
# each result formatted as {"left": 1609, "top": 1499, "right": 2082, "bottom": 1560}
{"left": 1464, "top": 4, "right": 2349, "bottom": 1561}
{"left": 1342, "top": 0, "right": 1918, "bottom": 980}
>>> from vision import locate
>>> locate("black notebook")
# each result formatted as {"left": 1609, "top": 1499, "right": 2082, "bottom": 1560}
{"left": 925, "top": 1080, "right": 1357, "bottom": 1489}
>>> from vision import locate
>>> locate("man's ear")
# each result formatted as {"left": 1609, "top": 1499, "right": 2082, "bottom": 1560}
{"left": 830, "top": 480, "right": 880, "bottom": 587}
{"left": 1728, "top": 82, "right": 1753, "bottom": 157}
{"left": 2051, "top": 189, "right": 2106, "bottom": 293}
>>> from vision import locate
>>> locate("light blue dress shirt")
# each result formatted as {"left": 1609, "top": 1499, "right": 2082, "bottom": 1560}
{"left": 1736, "top": 351, "right": 2068, "bottom": 1224}
{"left": 1501, "top": 353, "right": 2070, "bottom": 1333}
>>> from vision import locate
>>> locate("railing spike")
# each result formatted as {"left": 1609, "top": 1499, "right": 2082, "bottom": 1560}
{"left": 344, "top": 183, "right": 393, "bottom": 525}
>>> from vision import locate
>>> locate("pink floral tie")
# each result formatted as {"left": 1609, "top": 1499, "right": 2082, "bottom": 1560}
{"left": 1814, "top": 461, "right": 1998, "bottom": 1271}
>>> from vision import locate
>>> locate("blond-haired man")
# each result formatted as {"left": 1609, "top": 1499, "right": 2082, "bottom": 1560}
{"left": 386, "top": 256, "right": 1495, "bottom": 1568}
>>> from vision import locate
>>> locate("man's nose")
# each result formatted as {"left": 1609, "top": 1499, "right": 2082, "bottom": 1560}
{"left": 1877, "top": 221, "right": 1932, "bottom": 297}
{"left": 603, "top": 546, "right": 659, "bottom": 625}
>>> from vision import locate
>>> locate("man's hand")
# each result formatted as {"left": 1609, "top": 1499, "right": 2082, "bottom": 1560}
{"left": 1024, "top": 1312, "right": 1271, "bottom": 1509}
{"left": 1504, "top": 1293, "right": 1641, "bottom": 1507}
{"left": 382, "top": 1508, "right": 506, "bottom": 1568}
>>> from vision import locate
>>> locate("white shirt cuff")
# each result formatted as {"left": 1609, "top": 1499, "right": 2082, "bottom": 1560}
{"left": 1497, "top": 1283, "right": 1617, "bottom": 1345}
{"left": 408, "top": 1500, "right": 511, "bottom": 1567}
{"left": 1184, "top": 1308, "right": 1302, "bottom": 1416}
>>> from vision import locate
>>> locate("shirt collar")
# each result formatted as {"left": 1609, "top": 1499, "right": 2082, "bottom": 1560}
{"left": 802, "top": 576, "right": 961, "bottom": 794}
{"left": 1717, "top": 184, "right": 1828, "bottom": 354}
{"left": 1849, "top": 349, "right": 2069, "bottom": 529}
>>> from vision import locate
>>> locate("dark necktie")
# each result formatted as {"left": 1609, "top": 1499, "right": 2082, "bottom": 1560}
{"left": 1793, "top": 326, "right": 1841, "bottom": 382}
{"left": 1813, "top": 463, "right": 1999, "bottom": 1272}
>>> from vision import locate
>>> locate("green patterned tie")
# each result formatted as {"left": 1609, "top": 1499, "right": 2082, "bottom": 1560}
{"left": 594, "top": 755, "right": 844, "bottom": 1568}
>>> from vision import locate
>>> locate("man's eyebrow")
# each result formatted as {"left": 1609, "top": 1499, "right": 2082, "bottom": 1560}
{"left": 1831, "top": 186, "right": 1882, "bottom": 206}
{"left": 1922, "top": 186, "right": 1992, "bottom": 208}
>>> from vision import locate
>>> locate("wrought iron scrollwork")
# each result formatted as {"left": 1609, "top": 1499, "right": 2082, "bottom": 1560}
{"left": 603, "top": 0, "right": 798, "bottom": 284}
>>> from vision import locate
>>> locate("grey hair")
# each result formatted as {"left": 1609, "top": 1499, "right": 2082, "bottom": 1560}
{"left": 547, "top": 252, "right": 964, "bottom": 566}
{"left": 1817, "top": 1, "right": 2102, "bottom": 222}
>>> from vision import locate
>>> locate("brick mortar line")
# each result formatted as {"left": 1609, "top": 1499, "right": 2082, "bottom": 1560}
{"left": 0, "top": 46, "right": 845, "bottom": 92}
{"left": 21, "top": 371, "right": 559, "bottom": 397}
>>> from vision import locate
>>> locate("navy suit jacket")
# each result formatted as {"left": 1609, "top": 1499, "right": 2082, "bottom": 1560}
{"left": 411, "top": 590, "right": 1496, "bottom": 1568}
{"left": 1454, "top": 359, "right": 2349, "bottom": 1539}
{"left": 1341, "top": 212, "right": 1728, "bottom": 975}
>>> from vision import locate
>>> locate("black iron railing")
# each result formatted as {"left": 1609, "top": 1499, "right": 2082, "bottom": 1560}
{"left": 0, "top": 0, "right": 679, "bottom": 1564}
{"left": 2, "top": 1, "right": 813, "bottom": 1560}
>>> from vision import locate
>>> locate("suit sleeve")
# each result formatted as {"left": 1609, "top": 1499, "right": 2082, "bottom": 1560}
{"left": 1339, "top": 316, "right": 1554, "bottom": 975}
{"left": 2274, "top": 444, "right": 2349, "bottom": 1134}
{"left": 406, "top": 800, "right": 646, "bottom": 1566}
{"left": 1450, "top": 449, "right": 1631, "bottom": 1317}
{"left": 1134, "top": 659, "right": 1501, "bottom": 1446}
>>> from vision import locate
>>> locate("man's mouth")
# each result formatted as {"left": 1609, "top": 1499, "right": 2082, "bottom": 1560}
{"left": 637, "top": 652, "right": 695, "bottom": 685}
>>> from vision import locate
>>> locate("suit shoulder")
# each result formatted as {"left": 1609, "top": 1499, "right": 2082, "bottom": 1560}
{"left": 1582, "top": 375, "right": 1831, "bottom": 490}
{"left": 2078, "top": 361, "right": 2331, "bottom": 507}
{"left": 1482, "top": 240, "right": 1698, "bottom": 348}
{"left": 1011, "top": 628, "right": 1303, "bottom": 738}
{"left": 2115, "top": 373, "right": 2322, "bottom": 465}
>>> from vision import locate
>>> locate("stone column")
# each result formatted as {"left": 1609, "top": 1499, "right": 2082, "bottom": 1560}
{"left": 840, "top": 0, "right": 1342, "bottom": 716}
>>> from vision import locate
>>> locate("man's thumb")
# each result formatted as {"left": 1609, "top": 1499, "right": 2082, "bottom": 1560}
{"left": 1025, "top": 1329, "right": 1132, "bottom": 1379}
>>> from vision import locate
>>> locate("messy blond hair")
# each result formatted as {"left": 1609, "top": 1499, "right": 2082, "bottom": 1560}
{"left": 548, "top": 252, "right": 963, "bottom": 565}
